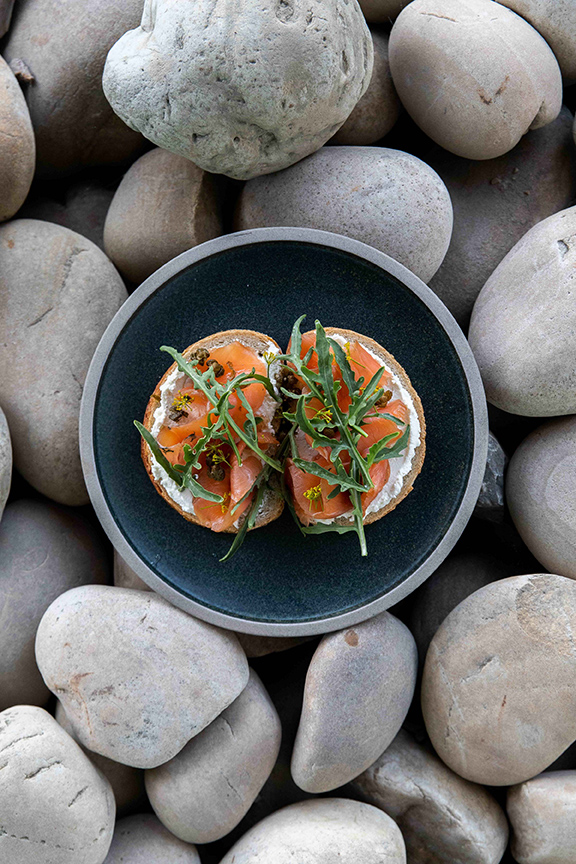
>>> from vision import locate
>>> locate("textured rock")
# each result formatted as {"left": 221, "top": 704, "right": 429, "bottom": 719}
{"left": 0, "top": 0, "right": 15, "bottom": 36}
{"left": 332, "top": 31, "right": 400, "bottom": 146}
{"left": 508, "top": 771, "right": 576, "bottom": 864}
{"left": 352, "top": 729, "right": 509, "bottom": 864}
{"left": 56, "top": 702, "right": 146, "bottom": 816}
{"left": 428, "top": 107, "right": 576, "bottom": 328}
{"left": 422, "top": 573, "right": 576, "bottom": 785}
{"left": 219, "top": 798, "right": 406, "bottom": 864}
{"left": 3, "top": 0, "right": 144, "bottom": 175}
{"left": 0, "top": 705, "right": 115, "bottom": 864}
{"left": 146, "top": 669, "right": 281, "bottom": 843}
{"left": 114, "top": 549, "right": 151, "bottom": 591}
{"left": 291, "top": 612, "right": 417, "bottom": 793}
{"left": 19, "top": 181, "right": 116, "bottom": 251}
{"left": 506, "top": 417, "right": 576, "bottom": 580}
{"left": 103, "top": 0, "right": 373, "bottom": 181}
{"left": 389, "top": 0, "right": 562, "bottom": 160}
{"left": 469, "top": 206, "right": 576, "bottom": 417}
{"left": 104, "top": 814, "right": 200, "bottom": 863}
{"left": 35, "top": 585, "right": 249, "bottom": 768}
{"left": 0, "top": 56, "right": 34, "bottom": 222}
{"left": 0, "top": 406, "right": 11, "bottom": 522}
{"left": 497, "top": 0, "right": 576, "bottom": 84}
{"left": 474, "top": 432, "right": 507, "bottom": 522}
{"left": 0, "top": 220, "right": 127, "bottom": 505}
{"left": 359, "top": 1, "right": 409, "bottom": 22}
{"left": 0, "top": 500, "right": 109, "bottom": 711}
{"left": 235, "top": 146, "right": 453, "bottom": 282}
{"left": 104, "top": 148, "right": 223, "bottom": 284}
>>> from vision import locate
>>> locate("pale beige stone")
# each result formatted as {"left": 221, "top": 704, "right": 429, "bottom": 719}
{"left": 0, "top": 55, "right": 34, "bottom": 221}
{"left": 508, "top": 771, "right": 576, "bottom": 864}
{"left": 497, "top": 0, "right": 576, "bottom": 84}
{"left": 104, "top": 814, "right": 200, "bottom": 863}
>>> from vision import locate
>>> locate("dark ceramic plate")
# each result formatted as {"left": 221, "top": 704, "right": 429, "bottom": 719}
{"left": 80, "top": 228, "right": 487, "bottom": 636}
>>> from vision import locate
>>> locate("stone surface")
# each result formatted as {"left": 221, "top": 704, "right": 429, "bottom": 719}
{"left": 422, "top": 573, "right": 576, "bottom": 786}
{"left": 0, "top": 0, "right": 15, "bottom": 36}
{"left": 103, "top": 0, "right": 373, "bottom": 181}
{"left": 0, "top": 405, "right": 11, "bottom": 523}
{"left": 0, "top": 705, "right": 115, "bottom": 864}
{"left": 506, "top": 417, "right": 576, "bottom": 580}
{"left": 56, "top": 701, "right": 146, "bottom": 817}
{"left": 104, "top": 814, "right": 200, "bottom": 863}
{"left": 359, "top": 1, "right": 409, "bottom": 22}
{"left": 146, "top": 669, "right": 281, "bottom": 843}
{"left": 291, "top": 612, "right": 417, "bottom": 793}
{"left": 332, "top": 30, "right": 400, "bottom": 146}
{"left": 389, "top": 0, "right": 562, "bottom": 160}
{"left": 219, "top": 798, "right": 406, "bottom": 863}
{"left": 2, "top": 0, "right": 144, "bottom": 175}
{"left": 497, "top": 0, "right": 576, "bottom": 84}
{"left": 352, "top": 729, "right": 509, "bottom": 864}
{"left": 235, "top": 146, "right": 453, "bottom": 282}
{"left": 428, "top": 107, "right": 576, "bottom": 328}
{"left": 508, "top": 771, "right": 576, "bottom": 864}
{"left": 236, "top": 632, "right": 314, "bottom": 658}
{"left": 114, "top": 549, "right": 151, "bottom": 591}
{"left": 0, "top": 55, "right": 34, "bottom": 222}
{"left": 0, "top": 220, "right": 127, "bottom": 505}
{"left": 474, "top": 432, "right": 507, "bottom": 522}
{"left": 469, "top": 206, "right": 576, "bottom": 417}
{"left": 0, "top": 499, "right": 109, "bottom": 711}
{"left": 35, "top": 584, "right": 249, "bottom": 768}
{"left": 408, "top": 549, "right": 508, "bottom": 665}
{"left": 104, "top": 147, "right": 223, "bottom": 284}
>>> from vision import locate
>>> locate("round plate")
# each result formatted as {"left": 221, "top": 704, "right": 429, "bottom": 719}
{"left": 80, "top": 228, "right": 487, "bottom": 636}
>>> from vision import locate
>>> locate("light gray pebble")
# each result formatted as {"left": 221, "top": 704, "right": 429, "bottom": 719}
{"left": 0, "top": 405, "right": 11, "bottom": 522}
{"left": 497, "top": 0, "right": 576, "bottom": 84}
{"left": 104, "top": 814, "right": 200, "bottom": 863}
{"left": 0, "top": 55, "right": 34, "bottom": 221}
{"left": 508, "top": 770, "right": 576, "bottom": 864}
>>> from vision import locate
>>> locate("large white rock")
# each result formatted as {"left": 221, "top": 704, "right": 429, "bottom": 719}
{"left": 219, "top": 798, "right": 407, "bottom": 863}
{"left": 104, "top": 814, "right": 200, "bottom": 863}
{"left": 0, "top": 405, "right": 11, "bottom": 522}
{"left": 291, "top": 612, "right": 418, "bottom": 793}
{"left": 103, "top": 0, "right": 373, "bottom": 181}
{"left": 507, "top": 771, "right": 576, "bottom": 864}
{"left": 352, "top": 729, "right": 509, "bottom": 864}
{"left": 235, "top": 146, "right": 453, "bottom": 282}
{"left": 469, "top": 206, "right": 576, "bottom": 416}
{"left": 0, "top": 705, "right": 115, "bottom": 864}
{"left": 35, "top": 585, "right": 249, "bottom": 768}
{"left": 497, "top": 0, "right": 576, "bottom": 84}
{"left": 0, "top": 56, "right": 34, "bottom": 221}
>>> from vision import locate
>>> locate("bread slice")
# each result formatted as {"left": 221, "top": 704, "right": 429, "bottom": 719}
{"left": 297, "top": 327, "right": 426, "bottom": 526}
{"left": 141, "top": 329, "right": 284, "bottom": 533}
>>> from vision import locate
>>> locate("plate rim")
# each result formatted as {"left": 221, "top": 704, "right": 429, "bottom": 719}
{"left": 80, "top": 227, "right": 488, "bottom": 636}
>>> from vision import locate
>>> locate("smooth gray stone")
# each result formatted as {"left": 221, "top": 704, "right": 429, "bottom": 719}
{"left": 0, "top": 220, "right": 127, "bottom": 505}
{"left": 146, "top": 669, "right": 281, "bottom": 843}
{"left": 0, "top": 56, "right": 34, "bottom": 222}
{"left": 507, "top": 770, "right": 576, "bottom": 864}
{"left": 104, "top": 814, "right": 200, "bottom": 863}
{"left": 359, "top": 0, "right": 409, "bottom": 22}
{"left": 0, "top": 705, "right": 115, "bottom": 864}
{"left": 474, "top": 432, "right": 507, "bottom": 522}
{"left": 219, "top": 798, "right": 406, "bottom": 863}
{"left": 235, "top": 146, "right": 453, "bottom": 282}
{"left": 291, "top": 611, "right": 417, "bottom": 793}
{"left": 422, "top": 573, "right": 576, "bottom": 786}
{"left": 103, "top": 0, "right": 373, "bottom": 181}
{"left": 0, "top": 406, "right": 11, "bottom": 522}
{"left": 0, "top": 499, "right": 109, "bottom": 711}
{"left": 352, "top": 729, "right": 509, "bottom": 864}
{"left": 0, "top": 0, "right": 15, "bottom": 36}
{"left": 507, "top": 417, "right": 576, "bottom": 580}
{"left": 35, "top": 584, "right": 249, "bottom": 768}
{"left": 497, "top": 0, "right": 576, "bottom": 84}
{"left": 19, "top": 181, "right": 116, "bottom": 251}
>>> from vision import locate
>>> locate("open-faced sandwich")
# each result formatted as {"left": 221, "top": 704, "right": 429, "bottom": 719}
{"left": 136, "top": 317, "right": 426, "bottom": 560}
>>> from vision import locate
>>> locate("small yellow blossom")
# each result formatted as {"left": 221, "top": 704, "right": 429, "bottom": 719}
{"left": 303, "top": 483, "right": 323, "bottom": 512}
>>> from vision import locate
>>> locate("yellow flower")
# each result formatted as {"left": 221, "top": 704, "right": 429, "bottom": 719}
{"left": 303, "top": 483, "right": 323, "bottom": 512}
{"left": 314, "top": 407, "right": 332, "bottom": 423}
{"left": 172, "top": 391, "right": 194, "bottom": 412}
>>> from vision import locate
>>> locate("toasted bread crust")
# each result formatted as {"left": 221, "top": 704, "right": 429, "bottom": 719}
{"left": 141, "top": 330, "right": 284, "bottom": 533}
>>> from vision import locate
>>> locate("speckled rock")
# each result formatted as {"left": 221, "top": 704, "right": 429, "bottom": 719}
{"left": 352, "top": 729, "right": 509, "bottom": 864}
{"left": 56, "top": 702, "right": 146, "bottom": 817}
{"left": 428, "top": 107, "right": 576, "bottom": 328}
{"left": 104, "top": 814, "right": 200, "bottom": 864}
{"left": 0, "top": 500, "right": 109, "bottom": 711}
{"left": 0, "top": 406, "right": 11, "bottom": 522}
{"left": 508, "top": 771, "right": 576, "bottom": 864}
{"left": 3, "top": 0, "right": 144, "bottom": 175}
{"left": 291, "top": 612, "right": 417, "bottom": 793}
{"left": 332, "top": 31, "right": 400, "bottom": 146}
{"left": 19, "top": 181, "right": 116, "bottom": 251}
{"left": 497, "top": 0, "right": 576, "bottom": 84}
{"left": 0, "top": 56, "right": 34, "bottom": 222}
{"left": 0, "top": 220, "right": 127, "bottom": 505}
{"left": 474, "top": 432, "right": 507, "bottom": 522}
{"left": 235, "top": 146, "right": 453, "bottom": 282}
{"left": 422, "top": 573, "right": 576, "bottom": 786}
{"left": 469, "top": 206, "right": 576, "bottom": 417}
{"left": 389, "top": 0, "right": 562, "bottom": 160}
{"left": 507, "top": 417, "right": 576, "bottom": 580}
{"left": 219, "top": 798, "right": 406, "bottom": 864}
{"left": 103, "top": 0, "right": 373, "bottom": 181}
{"left": 146, "top": 669, "right": 281, "bottom": 843}
{"left": 408, "top": 549, "right": 508, "bottom": 664}
{"left": 0, "top": 705, "right": 115, "bottom": 864}
{"left": 35, "top": 585, "right": 249, "bottom": 768}
{"left": 114, "top": 550, "right": 151, "bottom": 591}
{"left": 104, "top": 148, "right": 223, "bottom": 284}
{"left": 0, "top": 0, "right": 15, "bottom": 36}
{"left": 359, "top": 1, "right": 409, "bottom": 22}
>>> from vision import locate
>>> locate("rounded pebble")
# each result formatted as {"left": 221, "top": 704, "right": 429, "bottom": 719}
{"left": 507, "top": 770, "right": 576, "bottom": 864}
{"left": 0, "top": 405, "right": 12, "bottom": 523}
{"left": 359, "top": 1, "right": 409, "bottom": 22}
{"left": 104, "top": 814, "right": 200, "bottom": 863}
{"left": 497, "top": 0, "right": 576, "bottom": 84}
{"left": 0, "top": 55, "right": 34, "bottom": 221}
